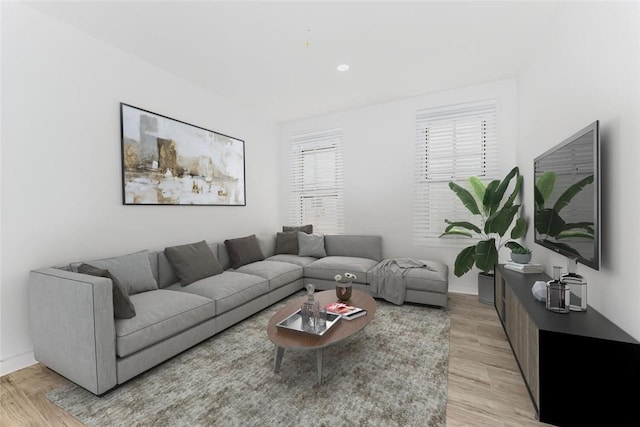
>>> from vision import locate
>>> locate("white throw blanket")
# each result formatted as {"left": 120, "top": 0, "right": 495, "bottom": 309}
{"left": 370, "top": 258, "right": 437, "bottom": 305}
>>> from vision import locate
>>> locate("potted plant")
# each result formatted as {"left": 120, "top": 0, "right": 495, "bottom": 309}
{"left": 440, "top": 166, "right": 527, "bottom": 304}
{"left": 510, "top": 246, "right": 532, "bottom": 264}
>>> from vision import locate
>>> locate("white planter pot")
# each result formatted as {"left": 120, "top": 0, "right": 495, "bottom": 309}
{"left": 478, "top": 272, "right": 495, "bottom": 305}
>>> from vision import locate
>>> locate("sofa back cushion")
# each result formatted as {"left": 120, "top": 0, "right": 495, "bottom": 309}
{"left": 324, "top": 235, "right": 382, "bottom": 261}
{"left": 256, "top": 234, "right": 276, "bottom": 258}
{"left": 283, "top": 224, "right": 313, "bottom": 234}
{"left": 157, "top": 252, "right": 178, "bottom": 288}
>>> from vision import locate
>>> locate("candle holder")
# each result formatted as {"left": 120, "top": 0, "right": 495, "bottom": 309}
{"left": 562, "top": 257, "right": 587, "bottom": 312}
{"left": 546, "top": 266, "right": 570, "bottom": 313}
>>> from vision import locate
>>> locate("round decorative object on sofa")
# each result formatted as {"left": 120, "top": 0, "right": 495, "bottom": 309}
{"left": 511, "top": 252, "right": 532, "bottom": 264}
{"left": 336, "top": 283, "right": 352, "bottom": 301}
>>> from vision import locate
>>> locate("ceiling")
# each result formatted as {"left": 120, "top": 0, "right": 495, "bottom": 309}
{"left": 28, "top": 1, "right": 561, "bottom": 123}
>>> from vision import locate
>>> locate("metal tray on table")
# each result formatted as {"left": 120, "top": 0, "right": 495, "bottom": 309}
{"left": 275, "top": 309, "right": 341, "bottom": 336}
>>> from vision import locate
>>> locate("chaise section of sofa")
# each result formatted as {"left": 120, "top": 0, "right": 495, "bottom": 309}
{"left": 299, "top": 235, "right": 449, "bottom": 308}
{"left": 303, "top": 235, "right": 382, "bottom": 293}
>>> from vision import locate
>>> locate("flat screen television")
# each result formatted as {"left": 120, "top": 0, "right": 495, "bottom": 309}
{"left": 534, "top": 120, "right": 600, "bottom": 270}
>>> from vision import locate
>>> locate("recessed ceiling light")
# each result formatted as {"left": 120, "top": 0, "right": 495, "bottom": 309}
{"left": 337, "top": 64, "right": 350, "bottom": 72}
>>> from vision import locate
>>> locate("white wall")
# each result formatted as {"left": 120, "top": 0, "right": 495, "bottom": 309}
{"left": 0, "top": 3, "right": 280, "bottom": 374}
{"left": 280, "top": 80, "right": 518, "bottom": 296}
{"left": 518, "top": 2, "right": 640, "bottom": 340}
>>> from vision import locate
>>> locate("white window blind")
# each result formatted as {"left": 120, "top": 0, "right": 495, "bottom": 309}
{"left": 413, "top": 100, "right": 498, "bottom": 243}
{"left": 289, "top": 128, "right": 344, "bottom": 235}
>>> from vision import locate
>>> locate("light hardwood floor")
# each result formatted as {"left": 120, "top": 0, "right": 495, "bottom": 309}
{"left": 1, "top": 293, "right": 552, "bottom": 426}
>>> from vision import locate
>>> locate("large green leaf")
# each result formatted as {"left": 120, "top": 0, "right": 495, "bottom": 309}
{"left": 482, "top": 180, "right": 500, "bottom": 215}
{"left": 556, "top": 230, "right": 595, "bottom": 240}
{"left": 534, "top": 185, "right": 545, "bottom": 210}
{"left": 440, "top": 230, "right": 473, "bottom": 238}
{"left": 504, "top": 175, "right": 523, "bottom": 209}
{"left": 541, "top": 239, "right": 581, "bottom": 257}
{"left": 454, "top": 245, "right": 477, "bottom": 277}
{"left": 553, "top": 175, "right": 594, "bottom": 212}
{"left": 449, "top": 182, "right": 480, "bottom": 215}
{"left": 535, "top": 208, "right": 566, "bottom": 237}
{"left": 563, "top": 222, "right": 594, "bottom": 235}
{"left": 444, "top": 220, "right": 481, "bottom": 234}
{"left": 469, "top": 177, "right": 486, "bottom": 206}
{"left": 490, "top": 167, "right": 519, "bottom": 213}
{"left": 510, "top": 217, "right": 527, "bottom": 239}
{"left": 536, "top": 172, "right": 555, "bottom": 203}
{"left": 505, "top": 241, "right": 525, "bottom": 252}
{"left": 475, "top": 239, "right": 498, "bottom": 273}
{"left": 484, "top": 205, "right": 520, "bottom": 236}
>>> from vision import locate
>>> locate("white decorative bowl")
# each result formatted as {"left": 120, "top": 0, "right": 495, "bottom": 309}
{"left": 531, "top": 281, "right": 547, "bottom": 302}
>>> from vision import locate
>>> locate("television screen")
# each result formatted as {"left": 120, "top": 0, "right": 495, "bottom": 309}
{"left": 534, "top": 121, "right": 600, "bottom": 270}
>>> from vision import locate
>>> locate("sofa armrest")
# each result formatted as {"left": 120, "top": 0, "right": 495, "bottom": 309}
{"left": 29, "top": 267, "right": 117, "bottom": 395}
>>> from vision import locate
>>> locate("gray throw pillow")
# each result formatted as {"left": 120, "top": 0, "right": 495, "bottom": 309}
{"left": 274, "top": 231, "right": 299, "bottom": 255}
{"left": 283, "top": 224, "right": 313, "bottom": 234}
{"left": 298, "top": 232, "right": 327, "bottom": 258}
{"left": 85, "top": 250, "right": 158, "bottom": 295}
{"left": 78, "top": 263, "right": 136, "bottom": 319}
{"left": 224, "top": 235, "right": 265, "bottom": 269}
{"left": 164, "top": 240, "right": 223, "bottom": 286}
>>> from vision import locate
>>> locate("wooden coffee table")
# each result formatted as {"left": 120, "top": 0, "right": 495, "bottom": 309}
{"left": 267, "top": 289, "right": 376, "bottom": 384}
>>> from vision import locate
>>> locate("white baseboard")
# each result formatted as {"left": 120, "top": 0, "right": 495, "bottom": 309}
{"left": 0, "top": 351, "right": 37, "bottom": 377}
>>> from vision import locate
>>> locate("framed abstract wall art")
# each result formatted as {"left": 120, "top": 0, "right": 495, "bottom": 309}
{"left": 120, "top": 103, "right": 246, "bottom": 206}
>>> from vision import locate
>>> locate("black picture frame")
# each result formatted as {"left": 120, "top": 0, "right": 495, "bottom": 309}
{"left": 120, "top": 103, "right": 246, "bottom": 206}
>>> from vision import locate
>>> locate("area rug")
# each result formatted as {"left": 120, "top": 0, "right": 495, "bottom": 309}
{"left": 47, "top": 292, "right": 450, "bottom": 426}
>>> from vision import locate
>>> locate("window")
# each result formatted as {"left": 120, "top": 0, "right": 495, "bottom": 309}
{"left": 289, "top": 128, "right": 344, "bottom": 234}
{"left": 413, "top": 100, "right": 498, "bottom": 243}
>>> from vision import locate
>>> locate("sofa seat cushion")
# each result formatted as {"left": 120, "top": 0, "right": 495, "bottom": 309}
{"left": 402, "top": 260, "right": 449, "bottom": 293}
{"left": 266, "top": 254, "right": 318, "bottom": 267}
{"left": 167, "top": 271, "right": 268, "bottom": 315}
{"left": 304, "top": 256, "right": 379, "bottom": 284}
{"left": 234, "top": 260, "right": 303, "bottom": 291}
{"left": 115, "top": 290, "right": 215, "bottom": 357}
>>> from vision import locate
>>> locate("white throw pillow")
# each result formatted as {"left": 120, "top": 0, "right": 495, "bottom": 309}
{"left": 297, "top": 232, "right": 327, "bottom": 258}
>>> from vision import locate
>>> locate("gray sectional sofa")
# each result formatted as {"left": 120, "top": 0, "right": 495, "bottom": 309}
{"left": 29, "top": 233, "right": 448, "bottom": 395}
